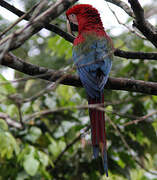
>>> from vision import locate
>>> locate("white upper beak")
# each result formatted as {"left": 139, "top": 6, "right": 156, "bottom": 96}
{"left": 67, "top": 20, "right": 72, "bottom": 35}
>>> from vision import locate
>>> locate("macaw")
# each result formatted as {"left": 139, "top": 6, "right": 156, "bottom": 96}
{"left": 66, "top": 4, "right": 113, "bottom": 176}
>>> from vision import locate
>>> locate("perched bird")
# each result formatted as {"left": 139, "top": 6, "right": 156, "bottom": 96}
{"left": 66, "top": 4, "right": 113, "bottom": 176}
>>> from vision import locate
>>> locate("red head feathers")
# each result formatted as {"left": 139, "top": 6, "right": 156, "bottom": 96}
{"left": 66, "top": 4, "right": 107, "bottom": 45}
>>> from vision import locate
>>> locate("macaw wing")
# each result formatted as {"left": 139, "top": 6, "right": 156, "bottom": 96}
{"left": 73, "top": 39, "right": 112, "bottom": 98}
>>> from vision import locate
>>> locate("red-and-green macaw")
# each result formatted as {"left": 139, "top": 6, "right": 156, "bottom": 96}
{"left": 66, "top": 4, "right": 113, "bottom": 176}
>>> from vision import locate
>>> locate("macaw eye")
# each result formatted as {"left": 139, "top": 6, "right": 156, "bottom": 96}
{"left": 68, "top": 14, "right": 78, "bottom": 25}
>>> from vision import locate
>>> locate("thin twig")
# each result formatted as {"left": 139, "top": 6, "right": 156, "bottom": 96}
{"left": 124, "top": 111, "right": 157, "bottom": 126}
{"left": 0, "top": 72, "right": 53, "bottom": 85}
{"left": 106, "top": 2, "right": 146, "bottom": 39}
{"left": 23, "top": 66, "right": 74, "bottom": 103}
{"left": 106, "top": 115, "right": 157, "bottom": 176}
{"left": 25, "top": 102, "right": 157, "bottom": 128}
{"left": 25, "top": 103, "right": 105, "bottom": 121}
{"left": 23, "top": 103, "right": 137, "bottom": 123}
{"left": 105, "top": 0, "right": 134, "bottom": 17}
{"left": 17, "top": 104, "right": 24, "bottom": 128}
{"left": 54, "top": 126, "right": 90, "bottom": 165}
{"left": 0, "top": 2, "right": 39, "bottom": 38}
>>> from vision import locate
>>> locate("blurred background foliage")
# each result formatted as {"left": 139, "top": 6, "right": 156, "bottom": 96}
{"left": 0, "top": 0, "right": 157, "bottom": 179}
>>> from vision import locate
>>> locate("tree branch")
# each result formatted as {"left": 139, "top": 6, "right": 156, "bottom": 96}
{"left": 0, "top": 0, "right": 27, "bottom": 18}
{"left": 105, "top": 0, "right": 134, "bottom": 17}
{"left": 53, "top": 126, "right": 90, "bottom": 165}
{"left": 114, "top": 49, "right": 157, "bottom": 60}
{"left": 124, "top": 111, "right": 157, "bottom": 126}
{"left": 0, "top": 112, "right": 22, "bottom": 129}
{"left": 2, "top": 53, "right": 157, "bottom": 96}
{"left": 128, "top": 0, "right": 157, "bottom": 48}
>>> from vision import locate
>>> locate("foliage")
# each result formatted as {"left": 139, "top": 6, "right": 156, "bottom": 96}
{"left": 0, "top": 0, "right": 157, "bottom": 180}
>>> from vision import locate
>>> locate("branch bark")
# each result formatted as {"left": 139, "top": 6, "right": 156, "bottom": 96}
{"left": 114, "top": 49, "right": 157, "bottom": 60}
{"left": 105, "top": 0, "right": 134, "bottom": 17}
{"left": 0, "top": 112, "right": 22, "bottom": 129}
{"left": 2, "top": 53, "right": 157, "bottom": 96}
{"left": 128, "top": 0, "right": 157, "bottom": 48}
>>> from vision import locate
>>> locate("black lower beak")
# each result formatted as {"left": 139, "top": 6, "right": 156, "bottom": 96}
{"left": 70, "top": 22, "right": 78, "bottom": 32}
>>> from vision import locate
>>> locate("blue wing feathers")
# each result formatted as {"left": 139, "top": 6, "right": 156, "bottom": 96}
{"left": 73, "top": 39, "right": 112, "bottom": 98}
{"left": 79, "top": 68, "right": 100, "bottom": 98}
{"left": 93, "top": 146, "right": 99, "bottom": 159}
{"left": 103, "top": 148, "right": 108, "bottom": 177}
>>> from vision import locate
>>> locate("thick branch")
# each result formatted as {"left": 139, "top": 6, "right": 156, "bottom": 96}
{"left": 114, "top": 49, "right": 157, "bottom": 60}
{"left": 128, "top": 0, "right": 157, "bottom": 48}
{"left": 145, "top": 5, "right": 157, "bottom": 19}
{"left": 2, "top": 53, "right": 157, "bottom": 96}
{"left": 105, "top": 0, "right": 134, "bottom": 17}
{"left": 0, "top": 0, "right": 27, "bottom": 18}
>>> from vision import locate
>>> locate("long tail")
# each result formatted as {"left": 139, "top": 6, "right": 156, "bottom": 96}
{"left": 88, "top": 93, "right": 108, "bottom": 176}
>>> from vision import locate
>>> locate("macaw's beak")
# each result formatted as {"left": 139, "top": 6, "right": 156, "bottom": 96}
{"left": 67, "top": 20, "right": 72, "bottom": 34}
{"left": 67, "top": 20, "right": 78, "bottom": 37}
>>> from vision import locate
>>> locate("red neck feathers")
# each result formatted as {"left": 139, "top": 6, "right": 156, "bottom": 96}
{"left": 66, "top": 4, "right": 107, "bottom": 45}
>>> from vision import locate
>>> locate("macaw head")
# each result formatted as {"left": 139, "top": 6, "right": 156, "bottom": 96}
{"left": 66, "top": 4, "right": 104, "bottom": 37}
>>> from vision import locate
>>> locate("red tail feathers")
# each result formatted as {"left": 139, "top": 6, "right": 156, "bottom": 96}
{"left": 88, "top": 94, "right": 108, "bottom": 176}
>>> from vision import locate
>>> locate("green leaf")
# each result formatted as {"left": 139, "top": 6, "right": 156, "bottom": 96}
{"left": 23, "top": 155, "right": 39, "bottom": 176}
{"left": 0, "top": 130, "right": 19, "bottom": 159}
{"left": 48, "top": 138, "right": 66, "bottom": 158}
{"left": 57, "top": 85, "right": 76, "bottom": 106}
{"left": 105, "top": 105, "right": 113, "bottom": 112}
{"left": 16, "top": 171, "right": 29, "bottom": 180}
{"left": 25, "top": 126, "right": 42, "bottom": 143}
{"left": 6, "top": 104, "right": 19, "bottom": 118}
{"left": 40, "top": 166, "right": 52, "bottom": 180}
{"left": 152, "top": 95, "right": 157, "bottom": 103}
{"left": 0, "top": 74, "right": 16, "bottom": 94}
{"left": 37, "top": 151, "right": 49, "bottom": 167}
{"left": 24, "top": 79, "right": 35, "bottom": 93}
{"left": 0, "top": 119, "right": 8, "bottom": 131}
{"left": 48, "top": 35, "right": 72, "bottom": 59}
